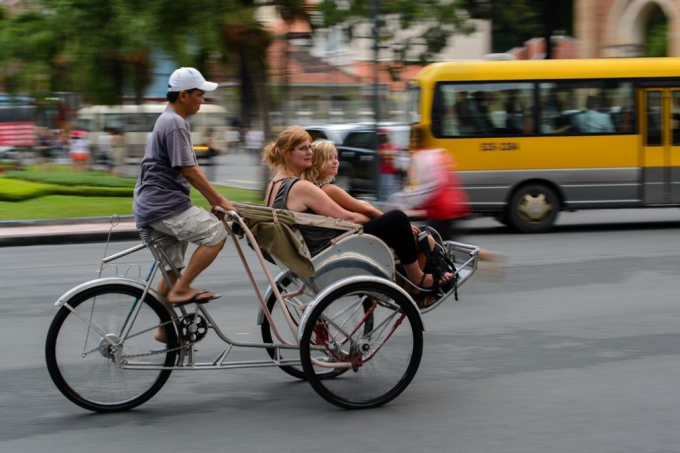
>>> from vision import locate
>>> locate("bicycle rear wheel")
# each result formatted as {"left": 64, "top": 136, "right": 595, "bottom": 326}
{"left": 261, "top": 275, "right": 357, "bottom": 380}
{"left": 45, "top": 284, "right": 178, "bottom": 412}
{"left": 300, "top": 281, "right": 423, "bottom": 409}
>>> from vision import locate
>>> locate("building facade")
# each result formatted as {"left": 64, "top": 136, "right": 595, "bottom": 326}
{"left": 576, "top": 0, "right": 680, "bottom": 57}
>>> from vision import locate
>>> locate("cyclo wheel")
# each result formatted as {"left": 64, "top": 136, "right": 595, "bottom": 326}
{"left": 261, "top": 275, "right": 374, "bottom": 380}
{"left": 300, "top": 281, "right": 423, "bottom": 409}
{"left": 45, "top": 284, "right": 179, "bottom": 412}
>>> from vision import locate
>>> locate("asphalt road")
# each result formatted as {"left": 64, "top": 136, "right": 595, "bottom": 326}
{"left": 1, "top": 211, "right": 679, "bottom": 453}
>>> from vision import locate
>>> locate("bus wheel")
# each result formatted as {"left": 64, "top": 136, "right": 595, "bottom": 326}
{"left": 508, "top": 184, "right": 559, "bottom": 233}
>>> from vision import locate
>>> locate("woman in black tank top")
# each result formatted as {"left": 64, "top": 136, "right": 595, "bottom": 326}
{"left": 261, "top": 126, "right": 452, "bottom": 292}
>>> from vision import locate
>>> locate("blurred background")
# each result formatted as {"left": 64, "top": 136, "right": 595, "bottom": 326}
{"left": 3, "top": 3, "right": 680, "bottom": 449}
{"left": 0, "top": 0, "right": 677, "bottom": 217}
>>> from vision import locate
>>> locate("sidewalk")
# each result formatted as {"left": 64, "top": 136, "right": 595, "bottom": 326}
{"left": 0, "top": 217, "right": 140, "bottom": 247}
{"left": 0, "top": 206, "right": 426, "bottom": 248}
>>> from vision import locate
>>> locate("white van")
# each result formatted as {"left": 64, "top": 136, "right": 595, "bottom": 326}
{"left": 75, "top": 103, "right": 228, "bottom": 159}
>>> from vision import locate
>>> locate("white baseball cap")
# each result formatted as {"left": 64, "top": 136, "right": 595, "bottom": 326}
{"left": 168, "top": 67, "right": 218, "bottom": 92}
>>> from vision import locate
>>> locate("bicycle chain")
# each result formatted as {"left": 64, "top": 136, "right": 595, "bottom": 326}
{"left": 121, "top": 313, "right": 207, "bottom": 360}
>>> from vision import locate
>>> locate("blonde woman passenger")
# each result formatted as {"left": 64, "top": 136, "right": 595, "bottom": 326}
{"left": 307, "top": 138, "right": 433, "bottom": 257}
{"left": 262, "top": 127, "right": 452, "bottom": 292}
{"left": 307, "top": 139, "right": 423, "bottom": 242}
{"left": 305, "top": 140, "right": 384, "bottom": 219}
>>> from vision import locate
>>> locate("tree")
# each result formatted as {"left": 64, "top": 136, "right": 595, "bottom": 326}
{"left": 276, "top": 0, "right": 312, "bottom": 122}
{"left": 645, "top": 7, "right": 668, "bottom": 57}
{"left": 462, "top": 0, "right": 574, "bottom": 57}
{"left": 0, "top": 10, "right": 55, "bottom": 96}
{"left": 41, "top": 0, "right": 159, "bottom": 105}
{"left": 318, "top": 0, "right": 476, "bottom": 65}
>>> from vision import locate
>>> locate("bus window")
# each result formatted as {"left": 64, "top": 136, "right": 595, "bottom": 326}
{"left": 673, "top": 92, "right": 680, "bottom": 146}
{"left": 103, "top": 114, "right": 124, "bottom": 132}
{"left": 206, "top": 113, "right": 227, "bottom": 128}
{"left": 646, "top": 91, "right": 663, "bottom": 146}
{"left": 539, "top": 81, "right": 634, "bottom": 135}
{"left": 74, "top": 118, "right": 90, "bottom": 132}
{"left": 436, "top": 82, "right": 534, "bottom": 137}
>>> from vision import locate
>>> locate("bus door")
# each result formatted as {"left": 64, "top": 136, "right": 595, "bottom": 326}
{"left": 641, "top": 89, "right": 680, "bottom": 204}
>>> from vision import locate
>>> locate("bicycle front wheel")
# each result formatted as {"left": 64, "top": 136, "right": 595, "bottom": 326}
{"left": 300, "top": 281, "right": 423, "bottom": 409}
{"left": 45, "top": 284, "right": 179, "bottom": 412}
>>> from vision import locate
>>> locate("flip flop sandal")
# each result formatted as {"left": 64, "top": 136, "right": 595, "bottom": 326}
{"left": 171, "top": 291, "right": 222, "bottom": 306}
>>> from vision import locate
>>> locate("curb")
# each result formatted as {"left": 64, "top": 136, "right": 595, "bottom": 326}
{"left": 0, "top": 216, "right": 139, "bottom": 247}
{"left": 0, "top": 228, "right": 141, "bottom": 247}
{"left": 0, "top": 215, "right": 134, "bottom": 228}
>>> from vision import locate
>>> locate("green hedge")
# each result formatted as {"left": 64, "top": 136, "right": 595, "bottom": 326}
{"left": 3, "top": 170, "right": 136, "bottom": 188}
{"left": 0, "top": 168, "right": 263, "bottom": 220}
{"left": 0, "top": 178, "right": 132, "bottom": 202}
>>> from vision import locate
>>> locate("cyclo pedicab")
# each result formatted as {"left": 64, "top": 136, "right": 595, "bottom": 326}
{"left": 45, "top": 202, "right": 479, "bottom": 411}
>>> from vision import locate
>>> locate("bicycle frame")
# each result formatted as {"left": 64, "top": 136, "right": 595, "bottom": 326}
{"left": 48, "top": 208, "right": 482, "bottom": 411}
{"left": 55, "top": 210, "right": 359, "bottom": 372}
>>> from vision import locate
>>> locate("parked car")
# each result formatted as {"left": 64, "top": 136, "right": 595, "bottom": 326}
{"left": 304, "top": 123, "right": 362, "bottom": 146}
{"left": 334, "top": 124, "right": 411, "bottom": 196}
{"left": 0, "top": 146, "right": 18, "bottom": 160}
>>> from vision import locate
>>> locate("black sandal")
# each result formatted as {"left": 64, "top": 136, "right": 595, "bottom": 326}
{"left": 416, "top": 227, "right": 457, "bottom": 294}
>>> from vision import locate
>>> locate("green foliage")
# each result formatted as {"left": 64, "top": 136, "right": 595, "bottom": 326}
{"left": 317, "top": 0, "right": 475, "bottom": 65}
{"left": 0, "top": 0, "right": 165, "bottom": 103}
{"left": 462, "top": 0, "right": 574, "bottom": 54}
{"left": 646, "top": 23, "right": 668, "bottom": 57}
{"left": 0, "top": 186, "right": 261, "bottom": 221}
{"left": 4, "top": 170, "right": 136, "bottom": 188}
{"left": 0, "top": 195, "right": 137, "bottom": 220}
{"left": 0, "top": 10, "right": 55, "bottom": 95}
{"left": 0, "top": 171, "right": 261, "bottom": 219}
{"left": 0, "top": 177, "right": 132, "bottom": 202}
{"left": 0, "top": 178, "right": 56, "bottom": 202}
{"left": 645, "top": 8, "right": 668, "bottom": 58}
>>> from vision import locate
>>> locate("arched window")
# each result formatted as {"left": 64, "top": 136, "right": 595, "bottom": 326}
{"left": 644, "top": 2, "right": 668, "bottom": 57}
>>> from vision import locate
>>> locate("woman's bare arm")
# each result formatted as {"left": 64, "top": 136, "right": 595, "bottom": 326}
{"left": 288, "top": 180, "right": 369, "bottom": 224}
{"left": 322, "top": 184, "right": 382, "bottom": 218}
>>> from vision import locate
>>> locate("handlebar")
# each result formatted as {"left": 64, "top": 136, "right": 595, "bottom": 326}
{"left": 214, "top": 206, "right": 240, "bottom": 222}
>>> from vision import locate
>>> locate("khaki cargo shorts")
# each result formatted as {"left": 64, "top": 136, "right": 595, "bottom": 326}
{"left": 151, "top": 206, "right": 227, "bottom": 270}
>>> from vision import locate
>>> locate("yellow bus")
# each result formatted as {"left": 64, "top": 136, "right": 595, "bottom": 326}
{"left": 408, "top": 57, "right": 680, "bottom": 232}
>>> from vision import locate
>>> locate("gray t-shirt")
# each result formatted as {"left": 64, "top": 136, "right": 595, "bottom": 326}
{"left": 133, "top": 106, "right": 197, "bottom": 228}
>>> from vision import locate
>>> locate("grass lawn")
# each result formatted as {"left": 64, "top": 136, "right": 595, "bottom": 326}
{"left": 0, "top": 167, "right": 263, "bottom": 221}
{"left": 0, "top": 186, "right": 262, "bottom": 221}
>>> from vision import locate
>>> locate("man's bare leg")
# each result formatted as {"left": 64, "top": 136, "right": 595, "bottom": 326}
{"left": 153, "top": 239, "right": 225, "bottom": 343}
{"left": 154, "top": 272, "right": 178, "bottom": 344}
{"left": 167, "top": 238, "right": 226, "bottom": 304}
{"left": 157, "top": 272, "right": 178, "bottom": 299}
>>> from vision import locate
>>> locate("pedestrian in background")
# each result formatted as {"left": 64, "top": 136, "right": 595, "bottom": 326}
{"left": 245, "top": 126, "right": 264, "bottom": 156}
{"left": 68, "top": 130, "right": 90, "bottom": 172}
{"left": 378, "top": 133, "right": 398, "bottom": 201}
{"left": 389, "top": 148, "right": 503, "bottom": 265}
{"left": 36, "top": 127, "right": 55, "bottom": 170}
{"left": 111, "top": 128, "right": 126, "bottom": 176}
{"left": 225, "top": 124, "right": 241, "bottom": 153}
{"left": 97, "top": 127, "right": 114, "bottom": 172}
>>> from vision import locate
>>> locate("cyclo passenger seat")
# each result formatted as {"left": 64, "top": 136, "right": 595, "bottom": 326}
{"left": 231, "top": 202, "right": 395, "bottom": 283}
